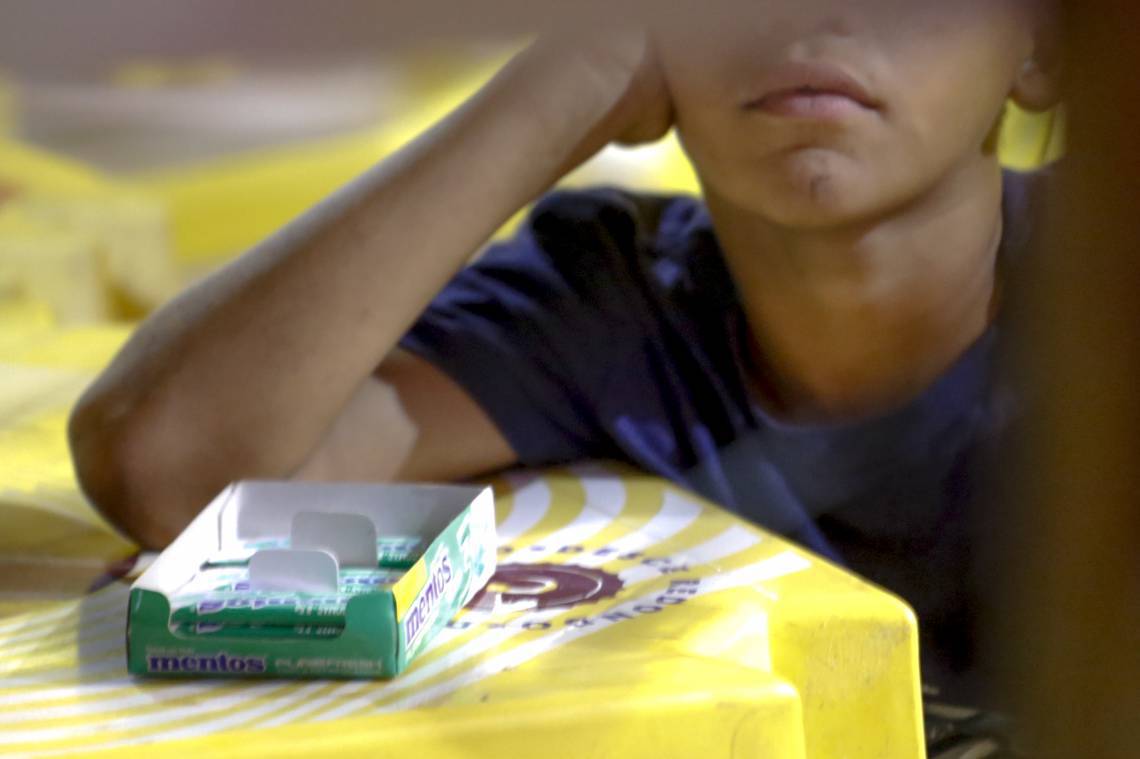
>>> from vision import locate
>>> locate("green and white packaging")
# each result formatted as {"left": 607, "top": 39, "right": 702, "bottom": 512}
{"left": 202, "top": 536, "right": 424, "bottom": 569}
{"left": 127, "top": 481, "right": 497, "bottom": 679}
{"left": 167, "top": 565, "right": 403, "bottom": 626}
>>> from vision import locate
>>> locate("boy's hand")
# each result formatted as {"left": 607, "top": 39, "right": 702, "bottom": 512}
{"left": 590, "top": 29, "right": 675, "bottom": 146}
{"left": 521, "top": 24, "right": 675, "bottom": 165}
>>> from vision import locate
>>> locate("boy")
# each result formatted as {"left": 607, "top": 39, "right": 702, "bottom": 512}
{"left": 70, "top": 0, "right": 1059, "bottom": 704}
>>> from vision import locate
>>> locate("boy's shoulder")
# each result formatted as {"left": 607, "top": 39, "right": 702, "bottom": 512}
{"left": 498, "top": 184, "right": 728, "bottom": 314}
{"left": 529, "top": 184, "right": 691, "bottom": 235}
{"left": 525, "top": 185, "right": 709, "bottom": 261}
{"left": 400, "top": 185, "right": 735, "bottom": 468}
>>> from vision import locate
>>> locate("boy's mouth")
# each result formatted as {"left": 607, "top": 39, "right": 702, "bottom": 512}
{"left": 742, "top": 62, "right": 881, "bottom": 120}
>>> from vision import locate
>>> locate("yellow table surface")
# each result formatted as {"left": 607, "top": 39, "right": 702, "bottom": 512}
{"left": 0, "top": 324, "right": 925, "bottom": 758}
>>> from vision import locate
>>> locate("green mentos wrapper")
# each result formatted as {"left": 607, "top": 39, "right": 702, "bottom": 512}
{"left": 169, "top": 568, "right": 401, "bottom": 627}
{"left": 171, "top": 595, "right": 350, "bottom": 626}
{"left": 376, "top": 536, "right": 424, "bottom": 569}
{"left": 174, "top": 567, "right": 248, "bottom": 595}
{"left": 179, "top": 567, "right": 399, "bottom": 594}
{"left": 174, "top": 622, "right": 344, "bottom": 639}
{"left": 201, "top": 536, "right": 424, "bottom": 570}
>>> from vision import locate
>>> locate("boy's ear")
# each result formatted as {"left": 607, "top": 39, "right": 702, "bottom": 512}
{"left": 1011, "top": 9, "right": 1063, "bottom": 112}
{"left": 1011, "top": 56, "right": 1062, "bottom": 112}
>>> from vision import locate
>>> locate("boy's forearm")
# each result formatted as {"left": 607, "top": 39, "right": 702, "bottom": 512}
{"left": 70, "top": 43, "right": 636, "bottom": 525}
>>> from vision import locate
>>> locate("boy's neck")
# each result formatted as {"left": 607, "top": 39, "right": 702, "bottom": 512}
{"left": 707, "top": 156, "right": 1004, "bottom": 421}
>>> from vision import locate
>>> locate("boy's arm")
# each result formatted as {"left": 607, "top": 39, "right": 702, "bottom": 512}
{"left": 69, "top": 31, "right": 672, "bottom": 548}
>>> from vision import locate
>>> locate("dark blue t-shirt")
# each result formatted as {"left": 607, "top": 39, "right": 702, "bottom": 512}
{"left": 400, "top": 172, "right": 1043, "bottom": 692}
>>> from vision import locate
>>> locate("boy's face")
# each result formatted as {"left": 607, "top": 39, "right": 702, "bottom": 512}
{"left": 656, "top": 0, "right": 1046, "bottom": 228}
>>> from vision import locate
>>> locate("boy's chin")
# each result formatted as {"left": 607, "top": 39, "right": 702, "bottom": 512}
{"left": 748, "top": 180, "right": 876, "bottom": 230}
{"left": 727, "top": 155, "right": 889, "bottom": 230}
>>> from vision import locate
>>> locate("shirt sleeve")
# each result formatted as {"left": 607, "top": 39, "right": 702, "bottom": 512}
{"left": 397, "top": 187, "right": 657, "bottom": 466}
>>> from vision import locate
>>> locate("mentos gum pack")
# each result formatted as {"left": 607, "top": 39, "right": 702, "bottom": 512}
{"left": 126, "top": 481, "right": 497, "bottom": 679}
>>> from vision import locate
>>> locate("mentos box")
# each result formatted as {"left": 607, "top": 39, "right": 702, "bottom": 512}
{"left": 126, "top": 481, "right": 497, "bottom": 678}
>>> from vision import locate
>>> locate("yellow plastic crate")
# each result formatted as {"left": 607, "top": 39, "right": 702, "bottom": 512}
{"left": 0, "top": 139, "right": 111, "bottom": 196}
{"left": 0, "top": 209, "right": 103, "bottom": 324}
{"left": 0, "top": 327, "right": 925, "bottom": 759}
{"left": 0, "top": 141, "right": 178, "bottom": 324}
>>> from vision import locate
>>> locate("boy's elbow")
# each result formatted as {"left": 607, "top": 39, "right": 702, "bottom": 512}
{"left": 68, "top": 390, "right": 185, "bottom": 549}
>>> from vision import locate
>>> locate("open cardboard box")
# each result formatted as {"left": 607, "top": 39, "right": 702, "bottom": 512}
{"left": 127, "top": 480, "right": 497, "bottom": 678}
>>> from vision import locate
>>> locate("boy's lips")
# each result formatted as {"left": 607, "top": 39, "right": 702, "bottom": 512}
{"left": 742, "top": 62, "right": 881, "bottom": 119}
